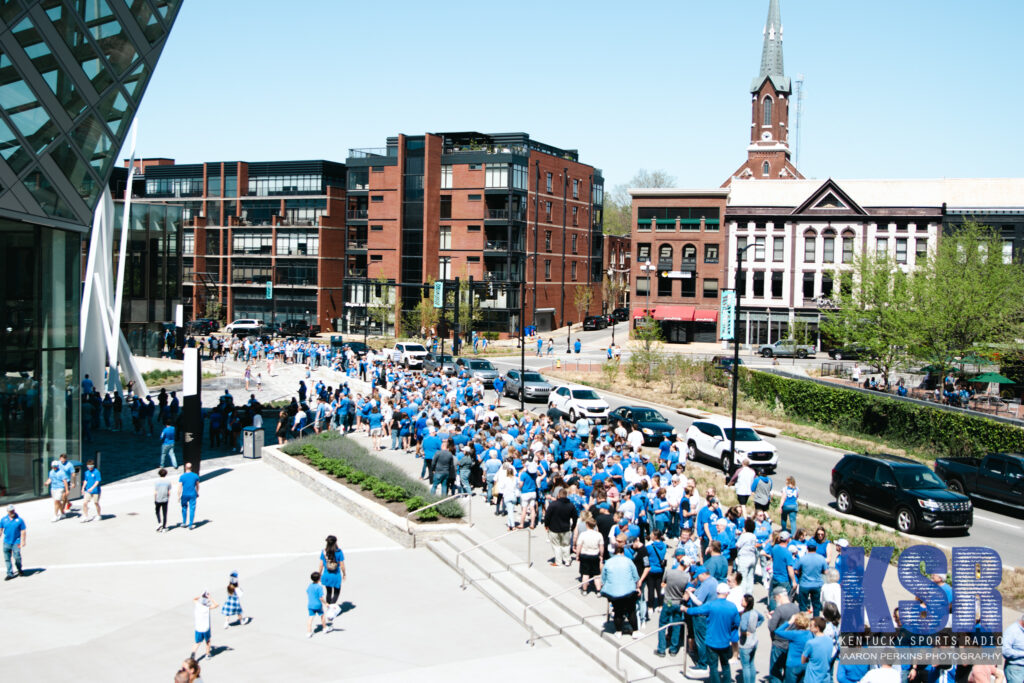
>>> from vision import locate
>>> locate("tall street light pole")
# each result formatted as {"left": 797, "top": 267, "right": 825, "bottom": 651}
{"left": 639, "top": 259, "right": 655, "bottom": 322}
{"left": 729, "top": 244, "right": 754, "bottom": 475}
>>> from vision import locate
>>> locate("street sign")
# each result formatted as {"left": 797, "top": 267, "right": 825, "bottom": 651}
{"left": 265, "top": 280, "right": 273, "bottom": 300}
{"left": 720, "top": 290, "right": 736, "bottom": 340}
{"left": 663, "top": 271, "right": 693, "bottom": 279}
{"left": 433, "top": 281, "right": 444, "bottom": 308}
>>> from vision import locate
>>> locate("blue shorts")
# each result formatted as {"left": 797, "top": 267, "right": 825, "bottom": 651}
{"left": 308, "top": 608, "right": 323, "bottom": 617}
{"left": 194, "top": 629, "right": 211, "bottom": 643}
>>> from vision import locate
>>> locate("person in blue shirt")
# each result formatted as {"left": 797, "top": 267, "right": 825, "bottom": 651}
{"left": 685, "top": 583, "right": 740, "bottom": 683}
{"left": 492, "top": 376, "right": 505, "bottom": 407}
{"left": 420, "top": 428, "right": 441, "bottom": 479}
{"left": 81, "top": 458, "right": 102, "bottom": 522}
{"left": 1003, "top": 613, "right": 1024, "bottom": 683}
{"left": 306, "top": 571, "right": 328, "bottom": 637}
{"left": 768, "top": 531, "right": 797, "bottom": 611}
{"left": 775, "top": 613, "right": 813, "bottom": 683}
{"left": 2, "top": 505, "right": 27, "bottom": 579}
{"left": 160, "top": 421, "right": 178, "bottom": 469}
{"left": 45, "top": 461, "right": 68, "bottom": 521}
{"left": 796, "top": 540, "right": 828, "bottom": 615}
{"left": 801, "top": 617, "right": 834, "bottom": 683}
{"left": 645, "top": 529, "right": 668, "bottom": 609}
{"left": 178, "top": 462, "right": 200, "bottom": 530}
{"left": 573, "top": 338, "right": 581, "bottom": 354}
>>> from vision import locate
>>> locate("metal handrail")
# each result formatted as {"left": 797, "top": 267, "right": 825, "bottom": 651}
{"left": 614, "top": 620, "right": 688, "bottom": 683}
{"left": 456, "top": 527, "right": 520, "bottom": 589}
{"left": 405, "top": 493, "right": 471, "bottom": 544}
{"left": 523, "top": 579, "right": 589, "bottom": 645}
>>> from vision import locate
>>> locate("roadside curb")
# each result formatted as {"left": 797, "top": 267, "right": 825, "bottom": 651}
{"left": 261, "top": 445, "right": 463, "bottom": 549}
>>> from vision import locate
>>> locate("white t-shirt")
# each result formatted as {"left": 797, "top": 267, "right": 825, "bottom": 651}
{"left": 733, "top": 466, "right": 756, "bottom": 496}
{"left": 577, "top": 529, "right": 604, "bottom": 556}
{"left": 821, "top": 582, "right": 842, "bottom": 609}
{"left": 627, "top": 430, "right": 644, "bottom": 451}
{"left": 194, "top": 599, "right": 212, "bottom": 631}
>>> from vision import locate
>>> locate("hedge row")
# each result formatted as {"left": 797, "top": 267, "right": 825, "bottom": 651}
{"left": 282, "top": 433, "right": 464, "bottom": 521}
{"left": 739, "top": 369, "right": 1024, "bottom": 459}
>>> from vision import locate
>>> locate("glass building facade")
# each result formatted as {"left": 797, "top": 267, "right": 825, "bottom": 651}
{"left": 0, "top": 1, "right": 180, "bottom": 503}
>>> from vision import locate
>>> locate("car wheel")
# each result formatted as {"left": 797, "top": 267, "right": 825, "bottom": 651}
{"left": 946, "top": 479, "right": 965, "bottom": 494}
{"left": 836, "top": 489, "right": 853, "bottom": 513}
{"left": 896, "top": 507, "right": 917, "bottom": 534}
{"left": 568, "top": 408, "right": 577, "bottom": 422}
{"left": 833, "top": 352, "right": 843, "bottom": 361}
{"left": 686, "top": 441, "right": 697, "bottom": 461}
{"left": 796, "top": 350, "right": 808, "bottom": 359}
{"left": 762, "top": 349, "right": 773, "bottom": 358}
{"left": 721, "top": 451, "right": 733, "bottom": 474}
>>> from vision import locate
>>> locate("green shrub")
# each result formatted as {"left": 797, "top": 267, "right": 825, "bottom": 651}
{"left": 738, "top": 369, "right": 1024, "bottom": 459}
{"left": 283, "top": 435, "right": 463, "bottom": 519}
{"left": 417, "top": 508, "right": 439, "bottom": 522}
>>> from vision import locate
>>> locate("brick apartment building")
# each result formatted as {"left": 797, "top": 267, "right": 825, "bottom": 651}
{"left": 628, "top": 189, "right": 729, "bottom": 342}
{"left": 602, "top": 233, "right": 631, "bottom": 313}
{"left": 342, "top": 132, "right": 604, "bottom": 335}
{"left": 130, "top": 159, "right": 347, "bottom": 330}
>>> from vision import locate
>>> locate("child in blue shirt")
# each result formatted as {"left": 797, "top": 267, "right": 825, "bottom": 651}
{"left": 306, "top": 571, "right": 328, "bottom": 638}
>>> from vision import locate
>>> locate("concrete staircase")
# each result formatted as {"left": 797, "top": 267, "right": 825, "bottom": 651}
{"left": 427, "top": 527, "right": 694, "bottom": 683}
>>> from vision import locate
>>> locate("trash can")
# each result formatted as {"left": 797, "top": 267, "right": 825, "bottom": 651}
{"left": 242, "top": 427, "right": 263, "bottom": 459}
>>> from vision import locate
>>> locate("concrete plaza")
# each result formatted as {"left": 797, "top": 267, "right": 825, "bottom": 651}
{"left": 0, "top": 459, "right": 611, "bottom": 681}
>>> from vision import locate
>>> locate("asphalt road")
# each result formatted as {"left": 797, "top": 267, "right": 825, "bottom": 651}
{"left": 487, "top": 353, "right": 1024, "bottom": 568}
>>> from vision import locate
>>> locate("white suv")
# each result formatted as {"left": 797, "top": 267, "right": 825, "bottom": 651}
{"left": 225, "top": 319, "right": 264, "bottom": 336}
{"left": 548, "top": 385, "right": 610, "bottom": 422}
{"left": 684, "top": 417, "right": 778, "bottom": 473}
{"left": 392, "top": 342, "right": 429, "bottom": 369}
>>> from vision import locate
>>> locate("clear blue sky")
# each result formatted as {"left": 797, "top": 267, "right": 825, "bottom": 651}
{"left": 129, "top": 0, "right": 1023, "bottom": 190}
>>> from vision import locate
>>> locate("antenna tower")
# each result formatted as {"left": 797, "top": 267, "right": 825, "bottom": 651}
{"left": 794, "top": 74, "right": 805, "bottom": 168}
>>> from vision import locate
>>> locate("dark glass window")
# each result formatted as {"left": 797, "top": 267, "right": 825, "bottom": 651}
{"left": 771, "top": 271, "right": 784, "bottom": 298}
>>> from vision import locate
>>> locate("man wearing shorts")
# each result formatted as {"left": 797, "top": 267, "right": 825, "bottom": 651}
{"left": 44, "top": 462, "right": 68, "bottom": 522}
{"left": 191, "top": 590, "right": 219, "bottom": 659}
{"left": 518, "top": 462, "right": 542, "bottom": 530}
{"left": 80, "top": 458, "right": 101, "bottom": 522}
{"left": 56, "top": 453, "right": 76, "bottom": 514}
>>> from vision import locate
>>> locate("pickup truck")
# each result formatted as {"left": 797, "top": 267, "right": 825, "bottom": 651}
{"left": 758, "top": 339, "right": 816, "bottom": 359}
{"left": 934, "top": 452, "right": 1024, "bottom": 509}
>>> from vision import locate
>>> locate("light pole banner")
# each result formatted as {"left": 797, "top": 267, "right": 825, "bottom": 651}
{"left": 720, "top": 290, "right": 736, "bottom": 340}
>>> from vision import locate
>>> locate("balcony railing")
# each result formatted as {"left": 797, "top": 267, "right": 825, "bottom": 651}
{"left": 346, "top": 241, "right": 367, "bottom": 250}
{"left": 346, "top": 209, "right": 368, "bottom": 219}
{"left": 348, "top": 147, "right": 393, "bottom": 158}
{"left": 346, "top": 268, "right": 367, "bottom": 278}
{"left": 486, "top": 208, "right": 527, "bottom": 221}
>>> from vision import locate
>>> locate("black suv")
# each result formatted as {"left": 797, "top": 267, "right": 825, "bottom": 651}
{"left": 612, "top": 307, "right": 630, "bottom": 322}
{"left": 582, "top": 315, "right": 608, "bottom": 330}
{"left": 829, "top": 453, "right": 973, "bottom": 534}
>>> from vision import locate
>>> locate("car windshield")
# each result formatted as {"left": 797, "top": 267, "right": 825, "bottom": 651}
{"left": 896, "top": 467, "right": 947, "bottom": 490}
{"left": 469, "top": 360, "right": 493, "bottom": 369}
{"left": 571, "top": 389, "right": 600, "bottom": 400}
{"left": 436, "top": 355, "right": 453, "bottom": 362}
{"left": 523, "top": 372, "right": 544, "bottom": 382}
{"left": 723, "top": 428, "right": 760, "bottom": 441}
{"left": 405, "top": 344, "right": 426, "bottom": 352}
{"left": 632, "top": 408, "right": 664, "bottom": 422}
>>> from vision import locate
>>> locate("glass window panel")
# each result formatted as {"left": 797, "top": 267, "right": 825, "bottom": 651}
{"left": 70, "top": 115, "right": 112, "bottom": 175}
{"left": 121, "top": 60, "right": 149, "bottom": 100}
{"left": 22, "top": 167, "right": 75, "bottom": 218}
{"left": 129, "top": 0, "right": 165, "bottom": 43}
{"left": 0, "top": 114, "right": 31, "bottom": 173}
{"left": 12, "top": 15, "right": 87, "bottom": 120}
{"left": 96, "top": 87, "right": 132, "bottom": 140}
{"left": 49, "top": 139, "right": 97, "bottom": 204}
{"left": 43, "top": 0, "right": 114, "bottom": 93}
{"left": 86, "top": 8, "right": 138, "bottom": 75}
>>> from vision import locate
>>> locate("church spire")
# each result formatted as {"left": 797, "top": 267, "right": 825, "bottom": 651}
{"left": 751, "top": 0, "right": 790, "bottom": 94}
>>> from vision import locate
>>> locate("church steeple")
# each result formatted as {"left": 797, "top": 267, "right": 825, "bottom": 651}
{"left": 751, "top": 0, "right": 789, "bottom": 94}
{"left": 723, "top": 0, "right": 803, "bottom": 186}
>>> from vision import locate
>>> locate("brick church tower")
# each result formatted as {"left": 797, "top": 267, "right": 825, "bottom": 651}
{"left": 724, "top": 0, "right": 803, "bottom": 186}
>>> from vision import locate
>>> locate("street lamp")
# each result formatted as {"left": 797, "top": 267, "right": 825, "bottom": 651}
{"left": 639, "top": 259, "right": 656, "bottom": 328}
{"left": 607, "top": 265, "right": 629, "bottom": 346}
{"left": 728, "top": 243, "right": 755, "bottom": 474}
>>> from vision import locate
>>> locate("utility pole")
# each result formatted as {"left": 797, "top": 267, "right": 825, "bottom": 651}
{"left": 519, "top": 279, "right": 526, "bottom": 413}
{"left": 729, "top": 244, "right": 754, "bottom": 475}
{"left": 452, "top": 276, "right": 460, "bottom": 356}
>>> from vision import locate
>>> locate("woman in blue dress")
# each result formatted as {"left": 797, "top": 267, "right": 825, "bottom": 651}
{"left": 318, "top": 535, "right": 346, "bottom": 624}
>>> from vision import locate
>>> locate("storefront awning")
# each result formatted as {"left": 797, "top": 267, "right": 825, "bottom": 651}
{"left": 654, "top": 305, "right": 695, "bottom": 322}
{"left": 694, "top": 309, "right": 719, "bottom": 323}
{"left": 633, "top": 307, "right": 654, "bottom": 319}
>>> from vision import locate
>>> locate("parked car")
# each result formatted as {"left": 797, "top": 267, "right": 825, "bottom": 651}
{"left": 329, "top": 338, "right": 370, "bottom": 358}
{"left": 547, "top": 384, "right": 610, "bottom": 422}
{"left": 602, "top": 314, "right": 616, "bottom": 327}
{"left": 934, "top": 452, "right": 1024, "bottom": 510}
{"left": 758, "top": 339, "right": 815, "bottom": 359}
{"left": 391, "top": 342, "right": 429, "bottom": 368}
{"left": 684, "top": 416, "right": 778, "bottom": 473}
{"left": 187, "top": 318, "right": 218, "bottom": 335}
{"left": 612, "top": 307, "right": 630, "bottom": 322}
{"left": 501, "top": 369, "right": 552, "bottom": 402}
{"left": 582, "top": 315, "right": 608, "bottom": 331}
{"left": 456, "top": 357, "right": 499, "bottom": 386}
{"left": 830, "top": 452, "right": 973, "bottom": 534}
{"left": 225, "top": 319, "right": 265, "bottom": 337}
{"left": 423, "top": 352, "right": 457, "bottom": 375}
{"left": 276, "top": 319, "right": 320, "bottom": 337}
{"left": 608, "top": 406, "right": 676, "bottom": 445}
{"left": 827, "top": 346, "right": 869, "bottom": 361}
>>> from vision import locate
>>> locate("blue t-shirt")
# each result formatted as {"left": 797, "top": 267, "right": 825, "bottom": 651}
{"left": 771, "top": 544, "right": 795, "bottom": 583}
{"left": 368, "top": 412, "right": 382, "bottom": 430}
{"left": 422, "top": 435, "right": 441, "bottom": 460}
{"left": 802, "top": 635, "right": 835, "bottom": 683}
{"left": 83, "top": 468, "right": 101, "bottom": 494}
{"left": 1, "top": 515, "right": 26, "bottom": 546}
{"left": 519, "top": 470, "right": 538, "bottom": 494}
{"left": 647, "top": 540, "right": 667, "bottom": 573}
{"left": 776, "top": 624, "right": 813, "bottom": 667}
{"left": 161, "top": 426, "right": 176, "bottom": 445}
{"left": 48, "top": 468, "right": 67, "bottom": 491}
{"left": 798, "top": 551, "right": 828, "bottom": 589}
{"left": 687, "top": 598, "right": 740, "bottom": 649}
{"left": 306, "top": 583, "right": 325, "bottom": 610}
{"left": 179, "top": 471, "right": 199, "bottom": 498}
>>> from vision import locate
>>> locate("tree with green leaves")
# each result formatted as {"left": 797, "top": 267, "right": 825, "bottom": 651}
{"left": 910, "top": 220, "right": 1024, "bottom": 369}
{"left": 604, "top": 274, "right": 625, "bottom": 312}
{"left": 368, "top": 276, "right": 394, "bottom": 337}
{"left": 410, "top": 277, "right": 439, "bottom": 337}
{"left": 573, "top": 285, "right": 594, "bottom": 325}
{"left": 626, "top": 314, "right": 664, "bottom": 385}
{"left": 819, "top": 252, "right": 914, "bottom": 386}
{"left": 603, "top": 169, "right": 677, "bottom": 236}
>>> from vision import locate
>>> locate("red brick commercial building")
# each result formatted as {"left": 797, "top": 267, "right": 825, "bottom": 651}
{"left": 628, "top": 189, "right": 729, "bottom": 343}
{"left": 603, "top": 233, "right": 631, "bottom": 314}
{"left": 343, "top": 132, "right": 604, "bottom": 336}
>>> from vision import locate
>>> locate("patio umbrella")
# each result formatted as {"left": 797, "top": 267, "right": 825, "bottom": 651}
{"left": 961, "top": 354, "right": 995, "bottom": 366}
{"left": 970, "top": 372, "right": 1014, "bottom": 383}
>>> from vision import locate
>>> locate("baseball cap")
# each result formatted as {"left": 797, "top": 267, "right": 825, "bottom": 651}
{"left": 772, "top": 585, "right": 789, "bottom": 596}
{"left": 51, "top": 462, "right": 58, "bottom": 468}
{"left": 6, "top": 504, "right": 14, "bottom": 513}
{"left": 779, "top": 530, "right": 791, "bottom": 541}
{"left": 836, "top": 539, "right": 849, "bottom": 548}
{"left": 715, "top": 518, "right": 728, "bottom": 527}
{"left": 674, "top": 546, "right": 686, "bottom": 556}
{"left": 693, "top": 565, "right": 708, "bottom": 575}
{"left": 716, "top": 584, "right": 730, "bottom": 595}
